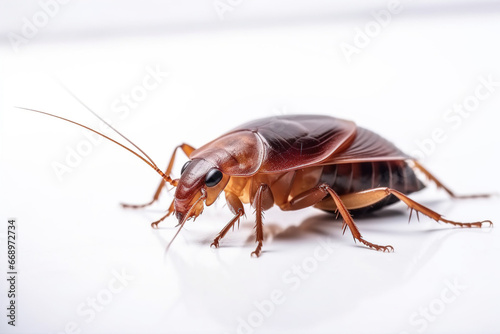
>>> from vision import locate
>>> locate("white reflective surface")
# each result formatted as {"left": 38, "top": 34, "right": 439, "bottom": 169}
{"left": 1, "top": 6, "right": 500, "bottom": 334}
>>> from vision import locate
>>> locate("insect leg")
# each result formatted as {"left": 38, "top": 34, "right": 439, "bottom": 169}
{"left": 368, "top": 188, "right": 492, "bottom": 228}
{"left": 251, "top": 184, "right": 274, "bottom": 257}
{"left": 211, "top": 193, "right": 245, "bottom": 248}
{"left": 281, "top": 184, "right": 394, "bottom": 252}
{"left": 411, "top": 160, "right": 492, "bottom": 199}
{"left": 321, "top": 185, "right": 395, "bottom": 252}
{"left": 210, "top": 212, "right": 244, "bottom": 248}
{"left": 150, "top": 200, "right": 176, "bottom": 228}
{"left": 121, "top": 143, "right": 196, "bottom": 209}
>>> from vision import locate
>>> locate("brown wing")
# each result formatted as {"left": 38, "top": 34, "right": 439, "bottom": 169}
{"left": 323, "top": 126, "right": 410, "bottom": 164}
{"left": 191, "top": 115, "right": 409, "bottom": 176}
{"left": 190, "top": 115, "right": 357, "bottom": 176}
{"left": 233, "top": 115, "right": 357, "bottom": 174}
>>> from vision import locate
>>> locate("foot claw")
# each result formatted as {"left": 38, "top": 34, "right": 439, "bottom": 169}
{"left": 251, "top": 243, "right": 263, "bottom": 257}
{"left": 383, "top": 245, "right": 394, "bottom": 253}
{"left": 372, "top": 244, "right": 393, "bottom": 252}
{"left": 251, "top": 250, "right": 261, "bottom": 257}
{"left": 481, "top": 220, "right": 493, "bottom": 227}
{"left": 373, "top": 245, "right": 394, "bottom": 253}
{"left": 151, "top": 222, "right": 160, "bottom": 228}
{"left": 211, "top": 240, "right": 220, "bottom": 248}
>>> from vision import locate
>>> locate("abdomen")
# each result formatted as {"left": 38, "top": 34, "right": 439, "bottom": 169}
{"left": 316, "top": 160, "right": 425, "bottom": 214}
{"left": 282, "top": 160, "right": 425, "bottom": 215}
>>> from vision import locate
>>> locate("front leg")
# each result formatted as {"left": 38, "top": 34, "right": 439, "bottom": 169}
{"left": 121, "top": 143, "right": 195, "bottom": 209}
{"left": 151, "top": 200, "right": 175, "bottom": 228}
{"left": 211, "top": 192, "right": 245, "bottom": 248}
{"left": 251, "top": 184, "right": 275, "bottom": 257}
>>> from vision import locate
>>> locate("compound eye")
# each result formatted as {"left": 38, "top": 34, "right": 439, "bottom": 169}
{"left": 180, "top": 161, "right": 191, "bottom": 175}
{"left": 205, "top": 169, "right": 223, "bottom": 187}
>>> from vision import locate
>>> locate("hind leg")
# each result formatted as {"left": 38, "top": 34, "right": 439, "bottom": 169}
{"left": 411, "top": 160, "right": 493, "bottom": 199}
{"left": 338, "top": 187, "right": 492, "bottom": 228}
{"left": 283, "top": 185, "right": 492, "bottom": 252}
{"left": 281, "top": 184, "right": 394, "bottom": 252}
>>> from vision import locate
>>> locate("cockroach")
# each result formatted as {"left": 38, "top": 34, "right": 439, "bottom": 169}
{"left": 20, "top": 109, "right": 492, "bottom": 256}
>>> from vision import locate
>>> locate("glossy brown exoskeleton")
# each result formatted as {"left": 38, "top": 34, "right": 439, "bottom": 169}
{"left": 123, "top": 115, "right": 492, "bottom": 256}
{"left": 23, "top": 109, "right": 492, "bottom": 257}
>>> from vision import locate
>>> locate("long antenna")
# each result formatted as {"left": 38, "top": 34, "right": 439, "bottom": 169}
{"left": 58, "top": 83, "right": 159, "bottom": 170}
{"left": 16, "top": 107, "right": 176, "bottom": 186}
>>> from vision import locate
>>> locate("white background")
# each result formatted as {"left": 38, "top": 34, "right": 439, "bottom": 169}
{"left": 1, "top": 1, "right": 500, "bottom": 333}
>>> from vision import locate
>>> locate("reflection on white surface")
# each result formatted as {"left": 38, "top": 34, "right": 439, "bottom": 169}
{"left": 1, "top": 2, "right": 500, "bottom": 333}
